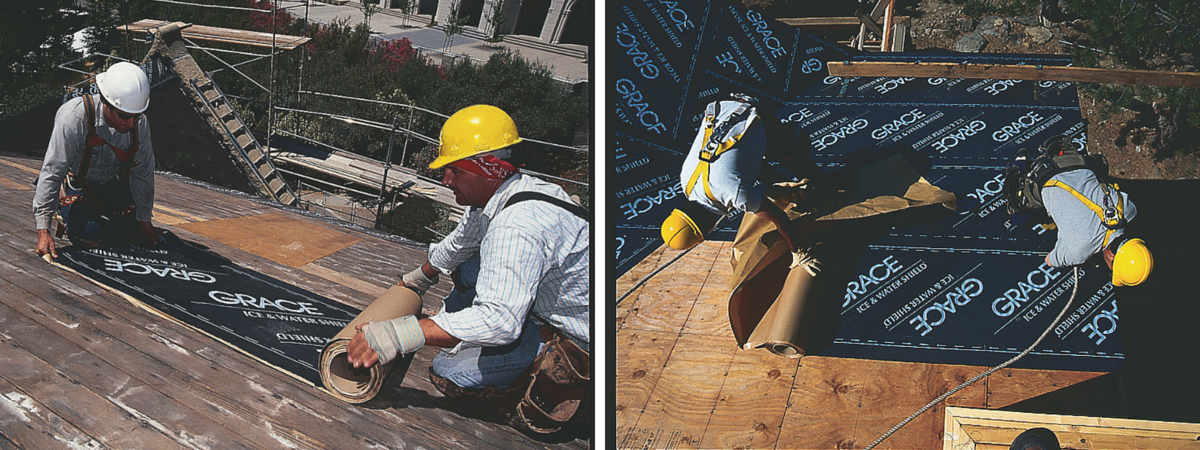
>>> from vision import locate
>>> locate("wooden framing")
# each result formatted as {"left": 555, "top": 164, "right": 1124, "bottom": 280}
{"left": 119, "top": 19, "right": 311, "bottom": 50}
{"left": 777, "top": 0, "right": 910, "bottom": 52}
{"left": 944, "top": 407, "right": 1200, "bottom": 450}
{"left": 827, "top": 61, "right": 1200, "bottom": 88}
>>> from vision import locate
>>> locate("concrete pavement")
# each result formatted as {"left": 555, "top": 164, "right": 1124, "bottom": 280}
{"left": 278, "top": 0, "right": 589, "bottom": 81}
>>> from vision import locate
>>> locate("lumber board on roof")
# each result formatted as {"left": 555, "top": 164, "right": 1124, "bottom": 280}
{"left": 827, "top": 61, "right": 1200, "bottom": 88}
{"left": 119, "top": 19, "right": 310, "bottom": 50}
{"left": 944, "top": 407, "right": 1200, "bottom": 450}
{"left": 777, "top": 16, "right": 911, "bottom": 30}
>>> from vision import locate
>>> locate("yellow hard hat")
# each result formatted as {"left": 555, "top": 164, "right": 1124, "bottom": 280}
{"left": 430, "top": 104, "right": 523, "bottom": 169}
{"left": 1112, "top": 238, "right": 1153, "bottom": 287}
{"left": 661, "top": 208, "right": 705, "bottom": 250}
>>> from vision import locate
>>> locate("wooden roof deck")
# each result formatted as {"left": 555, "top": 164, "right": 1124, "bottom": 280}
{"left": 615, "top": 242, "right": 1104, "bottom": 449}
{"left": 0, "top": 153, "right": 589, "bottom": 449}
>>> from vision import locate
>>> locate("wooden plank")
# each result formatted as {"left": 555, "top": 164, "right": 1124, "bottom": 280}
{"left": 615, "top": 330, "right": 678, "bottom": 430}
{"left": 0, "top": 157, "right": 41, "bottom": 175}
{"left": 777, "top": 16, "right": 911, "bottom": 30}
{"left": 0, "top": 177, "right": 30, "bottom": 190}
{"left": 701, "top": 348, "right": 798, "bottom": 449}
{"left": 636, "top": 333, "right": 737, "bottom": 449}
{"left": 0, "top": 375, "right": 102, "bottom": 450}
{"left": 826, "top": 61, "right": 1200, "bottom": 88}
{"left": 0, "top": 300, "right": 227, "bottom": 449}
{"left": 119, "top": 19, "right": 310, "bottom": 50}
{"left": 177, "top": 213, "right": 361, "bottom": 268}
{"left": 156, "top": 204, "right": 207, "bottom": 222}
{"left": 298, "top": 261, "right": 386, "bottom": 297}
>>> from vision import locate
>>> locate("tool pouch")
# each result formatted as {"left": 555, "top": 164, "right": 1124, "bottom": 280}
{"left": 508, "top": 328, "right": 591, "bottom": 434}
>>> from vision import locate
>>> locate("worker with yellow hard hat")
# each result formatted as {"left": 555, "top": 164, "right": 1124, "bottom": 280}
{"left": 1006, "top": 135, "right": 1153, "bottom": 286}
{"left": 34, "top": 61, "right": 159, "bottom": 259}
{"left": 346, "top": 104, "right": 590, "bottom": 434}
{"left": 662, "top": 93, "right": 818, "bottom": 253}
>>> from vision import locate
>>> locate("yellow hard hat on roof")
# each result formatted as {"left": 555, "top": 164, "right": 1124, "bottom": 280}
{"left": 661, "top": 208, "right": 705, "bottom": 250}
{"left": 1112, "top": 238, "right": 1153, "bottom": 286}
{"left": 430, "top": 104, "right": 523, "bottom": 169}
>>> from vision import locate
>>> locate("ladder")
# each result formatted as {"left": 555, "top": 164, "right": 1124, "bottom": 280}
{"left": 191, "top": 78, "right": 296, "bottom": 206}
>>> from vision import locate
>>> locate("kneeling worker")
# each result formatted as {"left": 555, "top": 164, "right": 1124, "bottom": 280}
{"left": 1006, "top": 136, "right": 1152, "bottom": 286}
{"left": 346, "top": 105, "right": 589, "bottom": 433}
{"left": 661, "top": 94, "right": 817, "bottom": 252}
{"left": 34, "top": 61, "right": 158, "bottom": 259}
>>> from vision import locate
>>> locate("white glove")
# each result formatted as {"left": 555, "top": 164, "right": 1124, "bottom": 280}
{"left": 401, "top": 267, "right": 438, "bottom": 295}
{"left": 362, "top": 315, "right": 425, "bottom": 365}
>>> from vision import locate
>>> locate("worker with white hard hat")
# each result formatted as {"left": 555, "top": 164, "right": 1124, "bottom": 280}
{"left": 34, "top": 61, "right": 158, "bottom": 258}
{"left": 345, "top": 105, "right": 590, "bottom": 434}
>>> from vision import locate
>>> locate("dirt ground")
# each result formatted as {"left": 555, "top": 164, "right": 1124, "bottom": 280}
{"left": 897, "top": 0, "right": 1200, "bottom": 180}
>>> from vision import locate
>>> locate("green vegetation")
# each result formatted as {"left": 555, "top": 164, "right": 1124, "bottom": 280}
{"left": 1064, "top": 0, "right": 1200, "bottom": 155}
{"left": 960, "top": 0, "right": 1039, "bottom": 18}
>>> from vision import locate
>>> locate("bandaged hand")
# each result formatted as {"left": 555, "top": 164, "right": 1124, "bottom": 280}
{"left": 362, "top": 315, "right": 425, "bottom": 365}
{"left": 400, "top": 267, "right": 438, "bottom": 295}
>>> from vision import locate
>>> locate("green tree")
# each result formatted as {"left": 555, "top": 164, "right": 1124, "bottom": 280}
{"left": 485, "top": 0, "right": 509, "bottom": 43}
{"left": 0, "top": 0, "right": 81, "bottom": 119}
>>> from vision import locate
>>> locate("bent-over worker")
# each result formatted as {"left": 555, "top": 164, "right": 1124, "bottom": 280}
{"left": 346, "top": 105, "right": 589, "bottom": 432}
{"left": 34, "top": 61, "right": 158, "bottom": 259}
{"left": 1007, "top": 135, "right": 1152, "bottom": 286}
{"left": 661, "top": 94, "right": 820, "bottom": 252}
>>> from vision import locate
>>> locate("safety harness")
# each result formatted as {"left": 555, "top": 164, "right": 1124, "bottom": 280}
{"left": 1007, "top": 136, "right": 1126, "bottom": 247}
{"left": 57, "top": 95, "right": 140, "bottom": 237}
{"left": 683, "top": 100, "right": 758, "bottom": 205}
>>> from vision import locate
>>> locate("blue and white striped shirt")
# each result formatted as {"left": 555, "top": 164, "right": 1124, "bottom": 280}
{"left": 428, "top": 174, "right": 590, "bottom": 351}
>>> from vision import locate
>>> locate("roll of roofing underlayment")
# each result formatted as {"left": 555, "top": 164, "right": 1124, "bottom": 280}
{"left": 320, "top": 285, "right": 422, "bottom": 403}
{"left": 730, "top": 154, "right": 959, "bottom": 356}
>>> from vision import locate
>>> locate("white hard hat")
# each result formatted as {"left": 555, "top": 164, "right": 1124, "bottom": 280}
{"left": 96, "top": 62, "right": 150, "bottom": 114}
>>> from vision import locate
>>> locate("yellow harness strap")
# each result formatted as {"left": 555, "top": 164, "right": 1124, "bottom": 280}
{"left": 1042, "top": 179, "right": 1125, "bottom": 247}
{"left": 684, "top": 114, "right": 755, "bottom": 204}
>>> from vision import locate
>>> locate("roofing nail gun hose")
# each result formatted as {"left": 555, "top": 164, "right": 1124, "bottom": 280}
{"left": 319, "top": 285, "right": 422, "bottom": 403}
{"left": 863, "top": 267, "right": 1080, "bottom": 450}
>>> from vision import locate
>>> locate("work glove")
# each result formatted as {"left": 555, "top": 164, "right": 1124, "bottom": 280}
{"left": 790, "top": 247, "right": 821, "bottom": 277}
{"left": 400, "top": 267, "right": 438, "bottom": 296}
{"left": 362, "top": 315, "right": 425, "bottom": 365}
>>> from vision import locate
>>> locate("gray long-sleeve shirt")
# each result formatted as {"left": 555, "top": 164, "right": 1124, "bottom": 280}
{"left": 33, "top": 95, "right": 155, "bottom": 230}
{"left": 1042, "top": 168, "right": 1136, "bottom": 267}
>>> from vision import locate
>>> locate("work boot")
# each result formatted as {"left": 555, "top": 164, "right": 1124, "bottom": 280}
{"left": 1009, "top": 427, "right": 1061, "bottom": 450}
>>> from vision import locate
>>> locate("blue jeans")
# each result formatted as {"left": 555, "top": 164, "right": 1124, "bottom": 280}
{"left": 429, "top": 254, "right": 545, "bottom": 389}
{"left": 60, "top": 176, "right": 135, "bottom": 244}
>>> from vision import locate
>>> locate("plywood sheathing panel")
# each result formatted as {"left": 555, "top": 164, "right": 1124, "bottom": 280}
{"left": 616, "top": 330, "right": 677, "bottom": 429}
{"left": 178, "top": 212, "right": 361, "bottom": 267}
{"left": 703, "top": 347, "right": 799, "bottom": 449}
{"left": 635, "top": 333, "right": 736, "bottom": 449}
{"left": 621, "top": 241, "right": 726, "bottom": 334}
{"left": 616, "top": 245, "right": 668, "bottom": 329}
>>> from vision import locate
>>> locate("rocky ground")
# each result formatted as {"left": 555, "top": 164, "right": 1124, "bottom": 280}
{"left": 890, "top": 0, "right": 1200, "bottom": 179}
